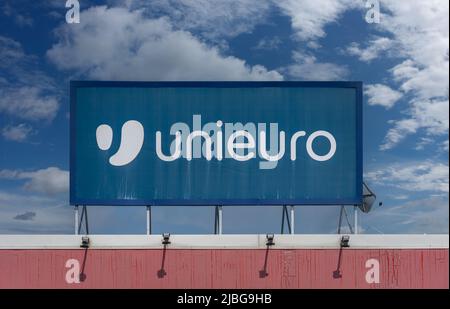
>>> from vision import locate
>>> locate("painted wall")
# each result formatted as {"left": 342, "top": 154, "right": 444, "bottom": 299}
{"left": 0, "top": 248, "right": 447, "bottom": 288}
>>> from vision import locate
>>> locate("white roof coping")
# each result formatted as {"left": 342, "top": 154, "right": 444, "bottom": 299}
{"left": 0, "top": 234, "right": 448, "bottom": 249}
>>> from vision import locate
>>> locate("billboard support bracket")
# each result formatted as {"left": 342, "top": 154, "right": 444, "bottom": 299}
{"left": 77, "top": 205, "right": 89, "bottom": 235}
{"left": 281, "top": 205, "right": 294, "bottom": 234}
{"left": 337, "top": 206, "right": 354, "bottom": 234}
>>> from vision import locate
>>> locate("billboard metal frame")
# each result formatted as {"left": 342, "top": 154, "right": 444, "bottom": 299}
{"left": 70, "top": 81, "right": 363, "bottom": 206}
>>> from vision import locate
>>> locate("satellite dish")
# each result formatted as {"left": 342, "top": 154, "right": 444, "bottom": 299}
{"left": 359, "top": 181, "right": 378, "bottom": 213}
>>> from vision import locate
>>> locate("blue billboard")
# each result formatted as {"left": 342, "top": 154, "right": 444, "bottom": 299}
{"left": 70, "top": 81, "right": 362, "bottom": 206}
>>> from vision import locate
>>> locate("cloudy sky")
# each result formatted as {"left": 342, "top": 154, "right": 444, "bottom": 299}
{"left": 0, "top": 0, "right": 448, "bottom": 234}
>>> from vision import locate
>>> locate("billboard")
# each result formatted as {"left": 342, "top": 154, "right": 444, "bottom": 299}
{"left": 70, "top": 81, "right": 362, "bottom": 206}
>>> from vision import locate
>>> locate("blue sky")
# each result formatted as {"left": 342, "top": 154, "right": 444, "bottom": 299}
{"left": 0, "top": 0, "right": 448, "bottom": 234}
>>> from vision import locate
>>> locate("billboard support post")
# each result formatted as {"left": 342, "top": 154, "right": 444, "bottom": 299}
{"left": 214, "top": 206, "right": 223, "bottom": 235}
{"left": 337, "top": 206, "right": 343, "bottom": 234}
{"left": 146, "top": 206, "right": 152, "bottom": 235}
{"left": 218, "top": 206, "right": 223, "bottom": 235}
{"left": 74, "top": 205, "right": 79, "bottom": 235}
{"left": 290, "top": 206, "right": 295, "bottom": 234}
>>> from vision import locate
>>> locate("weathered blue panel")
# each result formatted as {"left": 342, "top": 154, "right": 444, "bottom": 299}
{"left": 70, "top": 81, "right": 362, "bottom": 206}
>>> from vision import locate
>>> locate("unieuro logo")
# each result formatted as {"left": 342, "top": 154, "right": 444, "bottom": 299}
{"left": 96, "top": 120, "right": 144, "bottom": 166}
{"left": 96, "top": 115, "right": 337, "bottom": 170}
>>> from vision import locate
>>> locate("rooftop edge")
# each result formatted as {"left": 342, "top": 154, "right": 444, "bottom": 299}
{"left": 0, "top": 234, "right": 448, "bottom": 249}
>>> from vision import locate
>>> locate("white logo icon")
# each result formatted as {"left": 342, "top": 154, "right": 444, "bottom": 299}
{"left": 96, "top": 120, "right": 144, "bottom": 166}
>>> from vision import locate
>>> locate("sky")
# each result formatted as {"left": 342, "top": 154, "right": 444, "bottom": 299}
{"left": 0, "top": 0, "right": 448, "bottom": 235}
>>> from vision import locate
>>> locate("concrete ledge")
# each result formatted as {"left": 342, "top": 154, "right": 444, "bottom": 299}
{"left": 0, "top": 234, "right": 448, "bottom": 249}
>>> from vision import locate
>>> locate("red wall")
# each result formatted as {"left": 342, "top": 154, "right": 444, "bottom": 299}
{"left": 0, "top": 249, "right": 448, "bottom": 288}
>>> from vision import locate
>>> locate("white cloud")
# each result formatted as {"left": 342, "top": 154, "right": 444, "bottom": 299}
{"left": 368, "top": 1, "right": 449, "bottom": 150}
{"left": 365, "top": 161, "right": 449, "bottom": 193}
{"left": 0, "top": 167, "right": 69, "bottom": 195}
{"left": 391, "top": 59, "right": 448, "bottom": 100}
{"left": 0, "top": 36, "right": 56, "bottom": 90}
{"left": 339, "top": 1, "right": 449, "bottom": 151}
{"left": 382, "top": 1, "right": 449, "bottom": 74}
{"left": 119, "top": 0, "right": 272, "bottom": 42}
{"left": 441, "top": 140, "right": 449, "bottom": 152}
{"left": 0, "top": 36, "right": 25, "bottom": 66}
{"left": 0, "top": 36, "right": 60, "bottom": 122}
{"left": 1, "top": 2, "right": 33, "bottom": 27}
{"left": 414, "top": 137, "right": 434, "bottom": 151}
{"left": 364, "top": 197, "right": 449, "bottom": 234}
{"left": 277, "top": 0, "right": 357, "bottom": 42}
{"left": 391, "top": 194, "right": 409, "bottom": 200}
{"left": 0, "top": 190, "right": 72, "bottom": 234}
{"left": 1, "top": 123, "right": 34, "bottom": 142}
{"left": 13, "top": 14, "right": 33, "bottom": 27}
{"left": 365, "top": 84, "right": 403, "bottom": 109}
{"left": 253, "top": 36, "right": 282, "bottom": 50}
{"left": 380, "top": 119, "right": 419, "bottom": 151}
{"left": 47, "top": 6, "right": 282, "bottom": 81}
{"left": 14, "top": 211, "right": 36, "bottom": 221}
{"left": 409, "top": 99, "right": 449, "bottom": 136}
{"left": 273, "top": 1, "right": 356, "bottom": 82}
{"left": 346, "top": 37, "right": 395, "bottom": 62}
{"left": 0, "top": 87, "right": 59, "bottom": 122}
{"left": 283, "top": 51, "right": 348, "bottom": 80}
{"left": 381, "top": 98, "right": 449, "bottom": 150}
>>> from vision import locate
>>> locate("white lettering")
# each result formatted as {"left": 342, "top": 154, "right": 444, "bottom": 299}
{"left": 227, "top": 130, "right": 256, "bottom": 161}
{"left": 290, "top": 131, "right": 306, "bottom": 160}
{"left": 156, "top": 131, "right": 182, "bottom": 162}
{"left": 306, "top": 130, "right": 336, "bottom": 162}
{"left": 162, "top": 116, "right": 337, "bottom": 167}
{"left": 186, "top": 131, "right": 213, "bottom": 161}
